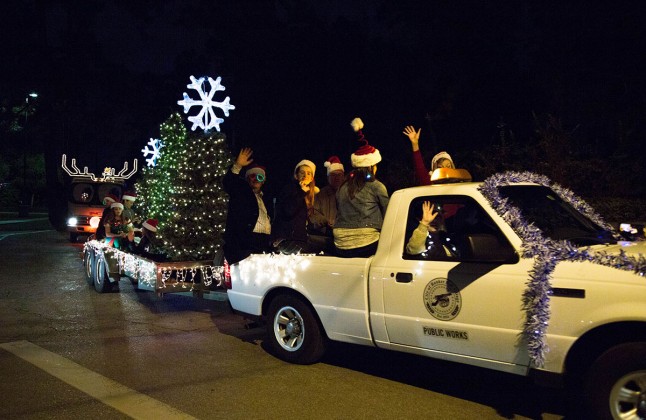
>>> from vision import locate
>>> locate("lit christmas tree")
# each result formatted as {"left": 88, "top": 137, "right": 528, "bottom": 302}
{"left": 136, "top": 112, "right": 232, "bottom": 261}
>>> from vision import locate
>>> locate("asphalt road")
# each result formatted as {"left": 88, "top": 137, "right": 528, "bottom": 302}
{"left": 0, "top": 225, "right": 571, "bottom": 419}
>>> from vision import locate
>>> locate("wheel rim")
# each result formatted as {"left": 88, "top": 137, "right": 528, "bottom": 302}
{"left": 273, "top": 305, "right": 304, "bottom": 352}
{"left": 609, "top": 370, "right": 646, "bottom": 419}
{"left": 85, "top": 253, "right": 93, "bottom": 278}
{"left": 95, "top": 258, "right": 105, "bottom": 287}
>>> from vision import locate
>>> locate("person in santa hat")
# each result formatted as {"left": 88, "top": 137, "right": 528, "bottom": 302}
{"left": 103, "top": 201, "right": 134, "bottom": 249}
{"left": 333, "top": 118, "right": 390, "bottom": 258}
{"left": 273, "top": 158, "right": 323, "bottom": 254}
{"left": 121, "top": 190, "right": 141, "bottom": 227}
{"left": 132, "top": 218, "right": 164, "bottom": 261}
{"left": 307, "top": 155, "right": 345, "bottom": 253}
{"left": 222, "top": 147, "right": 273, "bottom": 264}
{"left": 95, "top": 193, "right": 119, "bottom": 240}
{"left": 402, "top": 125, "right": 455, "bottom": 185}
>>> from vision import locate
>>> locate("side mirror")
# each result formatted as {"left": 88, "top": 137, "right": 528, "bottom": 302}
{"left": 465, "top": 233, "right": 518, "bottom": 263}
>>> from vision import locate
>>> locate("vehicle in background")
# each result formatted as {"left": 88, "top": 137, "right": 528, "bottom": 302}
{"left": 61, "top": 154, "right": 137, "bottom": 242}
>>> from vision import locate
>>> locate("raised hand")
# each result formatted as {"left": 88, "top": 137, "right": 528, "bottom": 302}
{"left": 420, "top": 201, "right": 438, "bottom": 226}
{"left": 236, "top": 147, "right": 254, "bottom": 167}
{"left": 402, "top": 125, "right": 421, "bottom": 152}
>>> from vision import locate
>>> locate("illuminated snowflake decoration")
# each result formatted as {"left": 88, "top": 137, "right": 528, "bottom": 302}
{"left": 141, "top": 138, "right": 164, "bottom": 167}
{"left": 177, "top": 75, "right": 235, "bottom": 132}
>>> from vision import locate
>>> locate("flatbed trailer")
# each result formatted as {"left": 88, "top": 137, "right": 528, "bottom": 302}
{"left": 82, "top": 240, "right": 227, "bottom": 301}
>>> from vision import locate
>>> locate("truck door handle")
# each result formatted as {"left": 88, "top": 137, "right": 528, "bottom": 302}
{"left": 395, "top": 272, "right": 413, "bottom": 283}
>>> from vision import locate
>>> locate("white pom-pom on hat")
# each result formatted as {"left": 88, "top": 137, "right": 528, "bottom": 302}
{"left": 350, "top": 118, "right": 364, "bottom": 132}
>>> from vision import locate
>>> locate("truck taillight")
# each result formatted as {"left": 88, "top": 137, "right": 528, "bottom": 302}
{"left": 223, "top": 259, "right": 232, "bottom": 289}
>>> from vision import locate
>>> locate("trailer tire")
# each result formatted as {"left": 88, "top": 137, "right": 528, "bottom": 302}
{"left": 266, "top": 294, "right": 327, "bottom": 364}
{"left": 93, "top": 254, "right": 112, "bottom": 293}
{"left": 583, "top": 342, "right": 646, "bottom": 419}
{"left": 83, "top": 249, "right": 95, "bottom": 286}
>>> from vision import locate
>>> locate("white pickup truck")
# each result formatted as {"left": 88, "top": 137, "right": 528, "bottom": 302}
{"left": 226, "top": 170, "right": 646, "bottom": 419}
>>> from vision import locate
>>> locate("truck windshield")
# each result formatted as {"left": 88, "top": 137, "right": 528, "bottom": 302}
{"left": 70, "top": 183, "right": 123, "bottom": 206}
{"left": 497, "top": 185, "right": 615, "bottom": 246}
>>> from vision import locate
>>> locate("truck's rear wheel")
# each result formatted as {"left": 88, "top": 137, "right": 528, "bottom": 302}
{"left": 93, "top": 255, "right": 112, "bottom": 293}
{"left": 83, "top": 249, "right": 95, "bottom": 286}
{"left": 266, "top": 294, "right": 326, "bottom": 364}
{"left": 584, "top": 342, "right": 646, "bottom": 419}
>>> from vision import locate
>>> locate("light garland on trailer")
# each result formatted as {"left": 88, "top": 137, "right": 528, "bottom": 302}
{"left": 83, "top": 241, "right": 225, "bottom": 290}
{"left": 478, "top": 171, "right": 646, "bottom": 368}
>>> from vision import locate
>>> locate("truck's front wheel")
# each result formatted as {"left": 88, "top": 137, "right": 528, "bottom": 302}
{"left": 584, "top": 342, "right": 646, "bottom": 419}
{"left": 266, "top": 294, "right": 326, "bottom": 364}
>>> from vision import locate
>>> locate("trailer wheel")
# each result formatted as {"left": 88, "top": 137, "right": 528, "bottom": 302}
{"left": 584, "top": 342, "right": 646, "bottom": 419}
{"left": 83, "top": 249, "right": 95, "bottom": 286}
{"left": 93, "top": 255, "right": 112, "bottom": 293}
{"left": 266, "top": 294, "right": 327, "bottom": 364}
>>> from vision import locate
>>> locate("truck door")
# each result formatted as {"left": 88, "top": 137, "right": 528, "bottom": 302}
{"left": 381, "top": 195, "right": 531, "bottom": 367}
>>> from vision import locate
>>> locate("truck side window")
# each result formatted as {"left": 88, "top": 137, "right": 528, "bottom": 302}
{"left": 403, "top": 196, "right": 516, "bottom": 263}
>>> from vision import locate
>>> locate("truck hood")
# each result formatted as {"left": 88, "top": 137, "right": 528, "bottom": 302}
{"left": 590, "top": 240, "right": 646, "bottom": 257}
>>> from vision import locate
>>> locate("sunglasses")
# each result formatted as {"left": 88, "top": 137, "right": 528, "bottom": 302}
{"left": 248, "top": 173, "right": 265, "bottom": 183}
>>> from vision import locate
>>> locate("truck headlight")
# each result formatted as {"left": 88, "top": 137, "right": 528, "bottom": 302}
{"left": 67, "top": 217, "right": 78, "bottom": 227}
{"left": 89, "top": 216, "right": 101, "bottom": 229}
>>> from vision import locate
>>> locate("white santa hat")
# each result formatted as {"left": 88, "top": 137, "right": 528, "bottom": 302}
{"left": 110, "top": 202, "right": 124, "bottom": 209}
{"left": 293, "top": 159, "right": 316, "bottom": 179}
{"left": 122, "top": 191, "right": 137, "bottom": 201}
{"left": 142, "top": 218, "right": 159, "bottom": 232}
{"left": 324, "top": 156, "right": 344, "bottom": 175}
{"left": 350, "top": 117, "right": 382, "bottom": 168}
{"left": 430, "top": 151, "right": 455, "bottom": 173}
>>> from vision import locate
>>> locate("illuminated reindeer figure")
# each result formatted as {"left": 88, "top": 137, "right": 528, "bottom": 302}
{"left": 61, "top": 154, "right": 138, "bottom": 182}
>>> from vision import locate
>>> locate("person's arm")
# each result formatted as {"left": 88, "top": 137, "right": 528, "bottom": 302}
{"left": 405, "top": 201, "right": 438, "bottom": 255}
{"left": 406, "top": 223, "right": 431, "bottom": 255}
{"left": 403, "top": 125, "right": 431, "bottom": 185}
{"left": 374, "top": 182, "right": 390, "bottom": 218}
{"left": 278, "top": 183, "right": 306, "bottom": 218}
{"left": 412, "top": 150, "right": 431, "bottom": 186}
{"left": 223, "top": 147, "right": 254, "bottom": 194}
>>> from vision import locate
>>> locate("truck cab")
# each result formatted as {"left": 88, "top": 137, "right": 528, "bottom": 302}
{"left": 61, "top": 154, "right": 137, "bottom": 242}
{"left": 66, "top": 179, "right": 124, "bottom": 242}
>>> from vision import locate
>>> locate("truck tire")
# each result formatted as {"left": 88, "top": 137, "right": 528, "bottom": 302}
{"left": 93, "top": 254, "right": 112, "bottom": 293}
{"left": 83, "top": 249, "right": 95, "bottom": 286}
{"left": 584, "top": 342, "right": 646, "bottom": 419}
{"left": 70, "top": 232, "right": 78, "bottom": 243}
{"left": 266, "top": 294, "right": 327, "bottom": 364}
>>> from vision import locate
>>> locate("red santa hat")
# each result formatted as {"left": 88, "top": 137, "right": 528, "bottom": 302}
{"left": 293, "top": 159, "right": 316, "bottom": 179}
{"left": 110, "top": 201, "right": 124, "bottom": 209}
{"left": 142, "top": 218, "right": 158, "bottom": 232}
{"left": 103, "top": 194, "right": 118, "bottom": 205}
{"left": 245, "top": 165, "right": 266, "bottom": 180}
{"left": 350, "top": 117, "right": 382, "bottom": 168}
{"left": 324, "top": 156, "right": 344, "bottom": 175}
{"left": 122, "top": 191, "right": 137, "bottom": 201}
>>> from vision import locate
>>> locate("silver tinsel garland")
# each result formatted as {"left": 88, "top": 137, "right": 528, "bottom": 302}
{"left": 478, "top": 171, "right": 646, "bottom": 367}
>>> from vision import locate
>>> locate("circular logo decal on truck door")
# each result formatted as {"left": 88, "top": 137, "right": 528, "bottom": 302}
{"left": 423, "top": 277, "right": 462, "bottom": 321}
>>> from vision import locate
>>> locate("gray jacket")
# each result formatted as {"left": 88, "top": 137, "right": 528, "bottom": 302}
{"left": 334, "top": 180, "right": 389, "bottom": 230}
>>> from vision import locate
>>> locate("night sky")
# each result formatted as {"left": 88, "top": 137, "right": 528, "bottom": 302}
{"left": 3, "top": 1, "right": 646, "bottom": 200}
